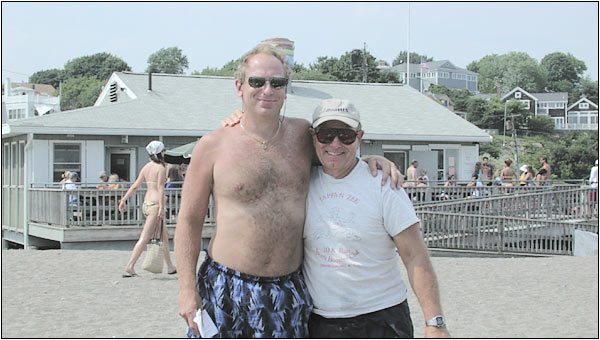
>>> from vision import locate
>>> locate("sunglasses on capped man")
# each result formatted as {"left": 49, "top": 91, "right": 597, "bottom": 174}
{"left": 247, "top": 76, "right": 288, "bottom": 89}
{"left": 314, "top": 128, "right": 359, "bottom": 145}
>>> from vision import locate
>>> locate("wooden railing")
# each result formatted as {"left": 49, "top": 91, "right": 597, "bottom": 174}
{"left": 28, "top": 185, "right": 215, "bottom": 227}
{"left": 415, "top": 187, "right": 598, "bottom": 255}
{"left": 414, "top": 186, "right": 599, "bottom": 221}
{"left": 416, "top": 211, "right": 596, "bottom": 255}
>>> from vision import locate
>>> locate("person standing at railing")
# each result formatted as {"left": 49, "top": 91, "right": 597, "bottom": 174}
{"left": 118, "top": 141, "right": 177, "bottom": 277}
{"left": 481, "top": 156, "right": 494, "bottom": 186}
{"left": 63, "top": 172, "right": 79, "bottom": 221}
{"left": 589, "top": 160, "right": 598, "bottom": 203}
{"left": 540, "top": 156, "right": 551, "bottom": 181}
{"left": 500, "top": 159, "right": 516, "bottom": 187}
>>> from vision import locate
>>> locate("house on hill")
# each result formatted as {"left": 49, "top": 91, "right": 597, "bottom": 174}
{"left": 2, "top": 72, "right": 491, "bottom": 248}
{"left": 392, "top": 60, "right": 478, "bottom": 93}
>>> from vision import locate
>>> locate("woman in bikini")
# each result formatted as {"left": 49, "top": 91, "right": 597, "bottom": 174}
{"left": 500, "top": 159, "right": 517, "bottom": 187}
{"left": 118, "top": 141, "right": 177, "bottom": 277}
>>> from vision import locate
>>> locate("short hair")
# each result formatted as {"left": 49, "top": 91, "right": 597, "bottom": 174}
{"left": 483, "top": 156, "right": 489, "bottom": 161}
{"left": 411, "top": 159, "right": 419, "bottom": 165}
{"left": 69, "top": 172, "right": 78, "bottom": 179}
{"left": 234, "top": 43, "right": 292, "bottom": 84}
{"left": 540, "top": 156, "right": 547, "bottom": 162}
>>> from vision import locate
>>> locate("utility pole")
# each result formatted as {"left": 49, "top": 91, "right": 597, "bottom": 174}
{"left": 511, "top": 113, "right": 520, "bottom": 170}
{"left": 362, "top": 42, "right": 368, "bottom": 83}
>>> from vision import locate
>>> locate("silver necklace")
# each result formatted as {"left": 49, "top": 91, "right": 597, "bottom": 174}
{"left": 240, "top": 118, "right": 282, "bottom": 150}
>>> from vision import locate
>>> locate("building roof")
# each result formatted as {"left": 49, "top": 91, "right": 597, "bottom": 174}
{"left": 568, "top": 97, "right": 599, "bottom": 111}
{"left": 3, "top": 72, "right": 491, "bottom": 143}
{"left": 5, "top": 82, "right": 57, "bottom": 96}
{"left": 391, "top": 60, "right": 477, "bottom": 75}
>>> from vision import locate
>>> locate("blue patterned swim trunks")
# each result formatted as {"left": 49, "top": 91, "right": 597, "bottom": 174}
{"left": 186, "top": 252, "right": 313, "bottom": 338}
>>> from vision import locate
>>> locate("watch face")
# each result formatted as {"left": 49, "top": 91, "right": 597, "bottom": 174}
{"left": 436, "top": 316, "right": 444, "bottom": 325}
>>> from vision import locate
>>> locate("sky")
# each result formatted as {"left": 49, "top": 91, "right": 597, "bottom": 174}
{"left": 2, "top": 2, "right": 598, "bottom": 85}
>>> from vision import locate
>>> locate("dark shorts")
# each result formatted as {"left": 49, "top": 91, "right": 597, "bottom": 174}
{"left": 308, "top": 300, "right": 414, "bottom": 338}
{"left": 187, "top": 252, "right": 312, "bottom": 338}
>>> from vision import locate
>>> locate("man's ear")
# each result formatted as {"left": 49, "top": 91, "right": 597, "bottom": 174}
{"left": 235, "top": 79, "right": 243, "bottom": 98}
{"left": 356, "top": 130, "right": 365, "bottom": 144}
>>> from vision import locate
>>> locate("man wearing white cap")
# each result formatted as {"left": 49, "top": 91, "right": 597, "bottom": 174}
{"left": 303, "top": 99, "right": 450, "bottom": 338}
{"left": 175, "top": 44, "right": 401, "bottom": 338}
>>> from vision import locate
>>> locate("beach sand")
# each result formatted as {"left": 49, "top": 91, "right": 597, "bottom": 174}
{"left": 1, "top": 249, "right": 598, "bottom": 338}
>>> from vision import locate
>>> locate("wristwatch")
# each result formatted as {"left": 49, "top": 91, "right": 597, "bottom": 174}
{"left": 425, "top": 315, "right": 446, "bottom": 328}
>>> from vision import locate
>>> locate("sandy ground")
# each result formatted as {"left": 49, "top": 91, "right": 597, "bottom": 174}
{"left": 1, "top": 249, "right": 598, "bottom": 338}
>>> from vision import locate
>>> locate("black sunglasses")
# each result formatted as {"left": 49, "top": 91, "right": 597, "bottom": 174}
{"left": 247, "top": 76, "right": 288, "bottom": 89}
{"left": 314, "top": 128, "right": 359, "bottom": 145}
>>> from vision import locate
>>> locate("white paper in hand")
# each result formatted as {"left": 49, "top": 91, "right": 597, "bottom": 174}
{"left": 193, "top": 309, "right": 218, "bottom": 338}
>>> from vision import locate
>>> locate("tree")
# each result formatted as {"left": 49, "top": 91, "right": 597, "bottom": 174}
{"left": 29, "top": 69, "right": 64, "bottom": 90}
{"left": 64, "top": 52, "right": 131, "bottom": 81}
{"left": 547, "top": 131, "right": 598, "bottom": 179}
{"left": 572, "top": 76, "right": 599, "bottom": 104}
{"left": 146, "top": 47, "right": 189, "bottom": 74}
{"left": 541, "top": 52, "right": 586, "bottom": 89}
{"left": 468, "top": 52, "right": 547, "bottom": 93}
{"left": 195, "top": 59, "right": 239, "bottom": 77}
{"left": 428, "top": 84, "right": 473, "bottom": 111}
{"left": 527, "top": 115, "right": 555, "bottom": 135}
{"left": 60, "top": 76, "right": 105, "bottom": 111}
{"left": 392, "top": 51, "right": 433, "bottom": 66}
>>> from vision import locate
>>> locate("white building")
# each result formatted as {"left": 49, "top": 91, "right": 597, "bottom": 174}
{"left": 2, "top": 78, "right": 60, "bottom": 122}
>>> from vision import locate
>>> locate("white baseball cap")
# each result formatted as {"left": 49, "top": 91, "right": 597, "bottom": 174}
{"left": 146, "top": 141, "right": 164, "bottom": 155}
{"left": 312, "top": 98, "right": 361, "bottom": 129}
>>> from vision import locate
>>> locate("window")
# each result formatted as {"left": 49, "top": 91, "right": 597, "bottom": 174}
{"left": 2, "top": 143, "right": 9, "bottom": 186}
{"left": 53, "top": 144, "right": 81, "bottom": 182}
{"left": 579, "top": 102, "right": 589, "bottom": 109}
{"left": 438, "top": 72, "right": 449, "bottom": 78}
{"left": 8, "top": 108, "right": 25, "bottom": 120}
{"left": 19, "top": 141, "right": 25, "bottom": 185}
{"left": 383, "top": 151, "right": 407, "bottom": 175}
{"left": 515, "top": 92, "right": 522, "bottom": 99}
{"left": 557, "top": 102, "right": 565, "bottom": 108}
{"left": 520, "top": 100, "right": 530, "bottom": 109}
{"left": 11, "top": 143, "right": 18, "bottom": 185}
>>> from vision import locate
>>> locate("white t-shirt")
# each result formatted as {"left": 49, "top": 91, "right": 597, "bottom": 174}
{"left": 303, "top": 160, "right": 420, "bottom": 318}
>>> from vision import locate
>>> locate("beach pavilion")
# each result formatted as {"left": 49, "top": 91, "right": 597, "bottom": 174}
{"left": 2, "top": 72, "right": 491, "bottom": 249}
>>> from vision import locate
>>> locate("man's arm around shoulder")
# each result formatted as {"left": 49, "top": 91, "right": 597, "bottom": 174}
{"left": 175, "top": 131, "right": 220, "bottom": 335}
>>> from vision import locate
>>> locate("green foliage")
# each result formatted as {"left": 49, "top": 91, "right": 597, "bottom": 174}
{"left": 60, "top": 76, "right": 105, "bottom": 111}
{"left": 392, "top": 51, "right": 433, "bottom": 66}
{"left": 541, "top": 52, "right": 586, "bottom": 88}
{"left": 572, "top": 76, "right": 599, "bottom": 104}
{"left": 375, "top": 70, "right": 400, "bottom": 83}
{"left": 527, "top": 115, "right": 555, "bottom": 135}
{"left": 293, "top": 69, "right": 337, "bottom": 81}
{"left": 29, "top": 69, "right": 64, "bottom": 90}
{"left": 146, "top": 47, "right": 189, "bottom": 74}
{"left": 547, "top": 132, "right": 598, "bottom": 179}
{"left": 195, "top": 59, "right": 239, "bottom": 77}
{"left": 64, "top": 52, "right": 131, "bottom": 81}
{"left": 428, "top": 84, "right": 472, "bottom": 111}
{"left": 479, "top": 135, "right": 502, "bottom": 159}
{"left": 468, "top": 52, "right": 547, "bottom": 93}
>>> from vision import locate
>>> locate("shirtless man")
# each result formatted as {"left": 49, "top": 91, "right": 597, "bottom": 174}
{"left": 540, "top": 156, "right": 551, "bottom": 179}
{"left": 175, "top": 44, "right": 399, "bottom": 338}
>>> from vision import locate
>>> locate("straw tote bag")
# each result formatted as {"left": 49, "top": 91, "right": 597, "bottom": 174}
{"left": 142, "top": 218, "right": 164, "bottom": 274}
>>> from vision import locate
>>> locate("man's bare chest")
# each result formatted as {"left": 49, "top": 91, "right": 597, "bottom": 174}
{"left": 213, "top": 143, "right": 311, "bottom": 202}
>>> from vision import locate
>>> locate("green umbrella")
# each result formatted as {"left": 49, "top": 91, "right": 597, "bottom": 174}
{"left": 164, "top": 140, "right": 198, "bottom": 164}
